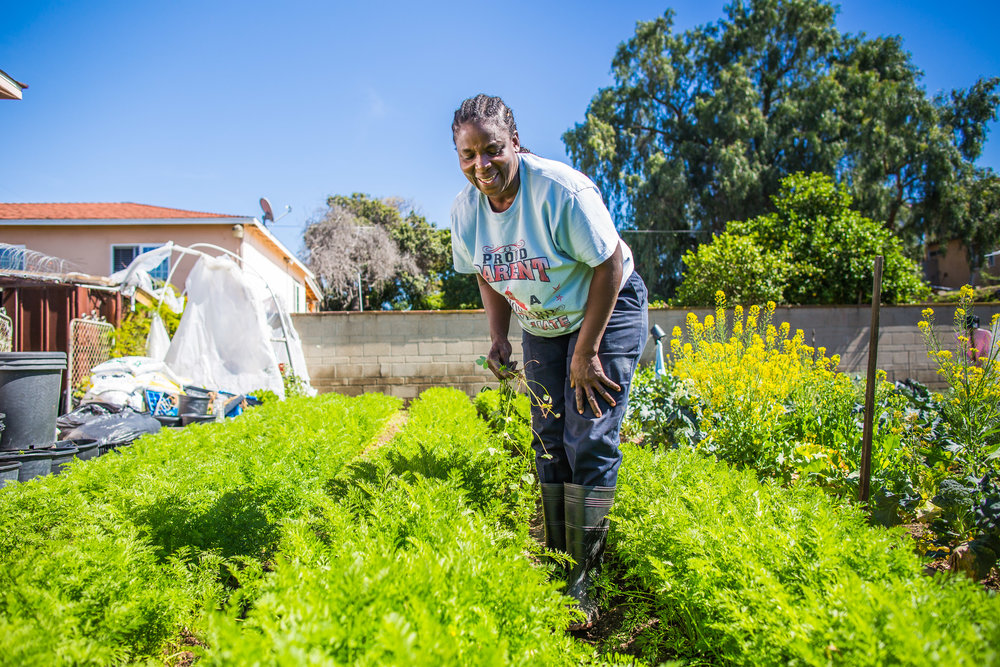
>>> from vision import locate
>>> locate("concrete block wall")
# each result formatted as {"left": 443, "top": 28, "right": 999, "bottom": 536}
{"left": 293, "top": 310, "right": 523, "bottom": 400}
{"left": 293, "top": 303, "right": 1000, "bottom": 400}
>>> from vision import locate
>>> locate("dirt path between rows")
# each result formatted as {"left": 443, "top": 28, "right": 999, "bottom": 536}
{"left": 361, "top": 410, "right": 409, "bottom": 457}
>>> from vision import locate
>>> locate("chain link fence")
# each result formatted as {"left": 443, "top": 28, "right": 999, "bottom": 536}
{"left": 0, "top": 307, "right": 11, "bottom": 352}
{"left": 67, "top": 315, "right": 115, "bottom": 409}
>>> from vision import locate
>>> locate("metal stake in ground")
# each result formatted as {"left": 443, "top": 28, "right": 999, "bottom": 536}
{"left": 859, "top": 256, "right": 884, "bottom": 506}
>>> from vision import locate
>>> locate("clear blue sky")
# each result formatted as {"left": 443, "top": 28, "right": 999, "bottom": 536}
{"left": 3, "top": 0, "right": 998, "bottom": 256}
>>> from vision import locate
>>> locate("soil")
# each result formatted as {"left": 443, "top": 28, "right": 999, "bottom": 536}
{"left": 903, "top": 522, "right": 999, "bottom": 592}
{"left": 162, "top": 628, "right": 205, "bottom": 667}
{"left": 361, "top": 410, "right": 408, "bottom": 457}
{"left": 568, "top": 596, "right": 660, "bottom": 657}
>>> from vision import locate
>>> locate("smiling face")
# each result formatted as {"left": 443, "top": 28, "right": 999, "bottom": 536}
{"left": 454, "top": 119, "right": 521, "bottom": 212}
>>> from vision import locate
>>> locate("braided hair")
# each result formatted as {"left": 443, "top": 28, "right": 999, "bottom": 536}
{"left": 451, "top": 94, "right": 530, "bottom": 153}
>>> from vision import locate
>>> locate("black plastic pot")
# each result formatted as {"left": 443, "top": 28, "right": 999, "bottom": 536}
{"left": 178, "top": 387, "right": 211, "bottom": 416}
{"left": 99, "top": 441, "right": 132, "bottom": 456}
{"left": 153, "top": 414, "right": 182, "bottom": 428}
{"left": 0, "top": 352, "right": 67, "bottom": 451}
{"left": 71, "top": 439, "right": 100, "bottom": 461}
{"left": 181, "top": 413, "right": 216, "bottom": 426}
{"left": 0, "top": 450, "right": 56, "bottom": 482}
{"left": 0, "top": 461, "right": 20, "bottom": 488}
{"left": 49, "top": 444, "right": 80, "bottom": 474}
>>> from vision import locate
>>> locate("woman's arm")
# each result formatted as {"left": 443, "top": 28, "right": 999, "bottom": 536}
{"left": 477, "top": 274, "right": 517, "bottom": 380}
{"left": 570, "top": 243, "right": 624, "bottom": 417}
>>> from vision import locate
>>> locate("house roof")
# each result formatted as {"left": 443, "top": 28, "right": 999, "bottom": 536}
{"left": 0, "top": 68, "right": 27, "bottom": 100}
{"left": 0, "top": 202, "right": 236, "bottom": 220}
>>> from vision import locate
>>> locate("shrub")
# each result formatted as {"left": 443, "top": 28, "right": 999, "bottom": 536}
{"left": 674, "top": 232, "right": 790, "bottom": 306}
{"left": 675, "top": 172, "right": 930, "bottom": 306}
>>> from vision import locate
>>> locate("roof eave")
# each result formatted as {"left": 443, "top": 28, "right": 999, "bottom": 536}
{"left": 245, "top": 219, "right": 321, "bottom": 300}
{"left": 0, "top": 69, "right": 27, "bottom": 100}
{"left": 0, "top": 217, "right": 255, "bottom": 226}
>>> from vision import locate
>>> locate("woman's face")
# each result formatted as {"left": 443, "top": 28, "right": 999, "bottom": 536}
{"left": 454, "top": 119, "right": 521, "bottom": 211}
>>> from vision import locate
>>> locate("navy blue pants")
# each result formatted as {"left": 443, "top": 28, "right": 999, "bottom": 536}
{"left": 522, "top": 271, "right": 648, "bottom": 488}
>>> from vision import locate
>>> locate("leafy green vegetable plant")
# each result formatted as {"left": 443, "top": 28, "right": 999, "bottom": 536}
{"left": 610, "top": 445, "right": 1000, "bottom": 665}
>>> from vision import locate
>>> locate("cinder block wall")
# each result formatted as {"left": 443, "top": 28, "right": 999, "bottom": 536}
{"left": 293, "top": 303, "right": 1000, "bottom": 400}
{"left": 292, "top": 310, "right": 523, "bottom": 400}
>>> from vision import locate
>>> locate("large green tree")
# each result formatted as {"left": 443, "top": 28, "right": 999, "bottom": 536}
{"left": 563, "top": 0, "right": 999, "bottom": 300}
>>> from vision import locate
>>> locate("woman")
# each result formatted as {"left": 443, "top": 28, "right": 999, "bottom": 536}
{"left": 449, "top": 94, "right": 648, "bottom": 628}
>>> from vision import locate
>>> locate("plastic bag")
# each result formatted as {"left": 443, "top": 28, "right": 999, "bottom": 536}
{"left": 58, "top": 403, "right": 160, "bottom": 446}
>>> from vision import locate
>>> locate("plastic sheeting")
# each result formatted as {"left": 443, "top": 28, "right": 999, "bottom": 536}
{"left": 245, "top": 272, "right": 315, "bottom": 395}
{"left": 164, "top": 255, "right": 284, "bottom": 398}
{"left": 108, "top": 242, "right": 185, "bottom": 313}
{"left": 81, "top": 356, "right": 185, "bottom": 409}
{"left": 146, "top": 313, "right": 171, "bottom": 361}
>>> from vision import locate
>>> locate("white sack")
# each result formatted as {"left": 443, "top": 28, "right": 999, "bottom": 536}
{"left": 164, "top": 255, "right": 284, "bottom": 398}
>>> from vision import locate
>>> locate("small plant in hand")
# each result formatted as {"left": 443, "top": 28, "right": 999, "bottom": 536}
{"left": 475, "top": 355, "right": 557, "bottom": 459}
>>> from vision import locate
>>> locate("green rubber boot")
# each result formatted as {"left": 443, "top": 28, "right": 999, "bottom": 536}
{"left": 564, "top": 483, "right": 615, "bottom": 629}
{"left": 540, "top": 483, "right": 567, "bottom": 554}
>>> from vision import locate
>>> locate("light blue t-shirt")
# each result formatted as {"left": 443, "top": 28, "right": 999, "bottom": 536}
{"left": 451, "top": 152, "right": 634, "bottom": 337}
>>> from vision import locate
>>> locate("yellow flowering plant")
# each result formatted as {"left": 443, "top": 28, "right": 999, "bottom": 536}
{"left": 918, "top": 286, "right": 1000, "bottom": 480}
{"left": 632, "top": 292, "right": 924, "bottom": 509}
{"left": 667, "top": 293, "right": 862, "bottom": 483}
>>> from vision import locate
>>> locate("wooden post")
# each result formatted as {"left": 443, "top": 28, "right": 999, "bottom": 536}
{"left": 859, "top": 256, "right": 884, "bottom": 505}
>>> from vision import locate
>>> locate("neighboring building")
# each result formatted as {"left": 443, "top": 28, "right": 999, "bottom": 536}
{"left": 0, "top": 68, "right": 27, "bottom": 100}
{"left": 984, "top": 250, "right": 1000, "bottom": 284}
{"left": 924, "top": 239, "right": 1000, "bottom": 290}
{"left": 0, "top": 203, "right": 320, "bottom": 312}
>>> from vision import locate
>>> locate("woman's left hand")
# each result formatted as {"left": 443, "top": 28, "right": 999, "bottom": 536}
{"left": 570, "top": 349, "right": 620, "bottom": 417}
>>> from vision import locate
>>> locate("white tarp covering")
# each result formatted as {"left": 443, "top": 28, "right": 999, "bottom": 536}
{"left": 164, "top": 255, "right": 285, "bottom": 398}
{"left": 108, "top": 242, "right": 185, "bottom": 313}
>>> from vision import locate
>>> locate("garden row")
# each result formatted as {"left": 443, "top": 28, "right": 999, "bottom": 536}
{"left": 4, "top": 376, "right": 998, "bottom": 665}
{"left": 607, "top": 444, "right": 1000, "bottom": 665}
{"left": 0, "top": 389, "right": 600, "bottom": 665}
{"left": 604, "top": 290, "right": 1000, "bottom": 663}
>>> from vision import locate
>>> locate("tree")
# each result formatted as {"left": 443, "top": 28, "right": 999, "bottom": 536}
{"left": 674, "top": 173, "right": 929, "bottom": 306}
{"left": 563, "top": 0, "right": 999, "bottom": 301}
{"left": 673, "top": 232, "right": 790, "bottom": 306}
{"left": 303, "top": 199, "right": 415, "bottom": 310}
{"left": 304, "top": 193, "right": 459, "bottom": 310}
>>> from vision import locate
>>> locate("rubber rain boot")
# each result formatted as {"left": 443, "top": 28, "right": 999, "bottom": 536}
{"left": 564, "top": 483, "right": 615, "bottom": 630}
{"left": 540, "top": 483, "right": 567, "bottom": 554}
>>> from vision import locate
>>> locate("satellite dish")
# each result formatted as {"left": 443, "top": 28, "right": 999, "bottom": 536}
{"left": 259, "top": 197, "right": 274, "bottom": 224}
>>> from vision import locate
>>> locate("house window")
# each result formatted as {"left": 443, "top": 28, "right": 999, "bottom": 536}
{"left": 111, "top": 244, "right": 169, "bottom": 281}
{"left": 0, "top": 244, "right": 26, "bottom": 271}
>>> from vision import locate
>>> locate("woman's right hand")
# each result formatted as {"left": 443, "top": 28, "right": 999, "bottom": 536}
{"left": 486, "top": 337, "right": 518, "bottom": 380}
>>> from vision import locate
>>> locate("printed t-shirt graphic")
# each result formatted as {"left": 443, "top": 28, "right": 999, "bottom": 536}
{"left": 451, "top": 152, "right": 633, "bottom": 337}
